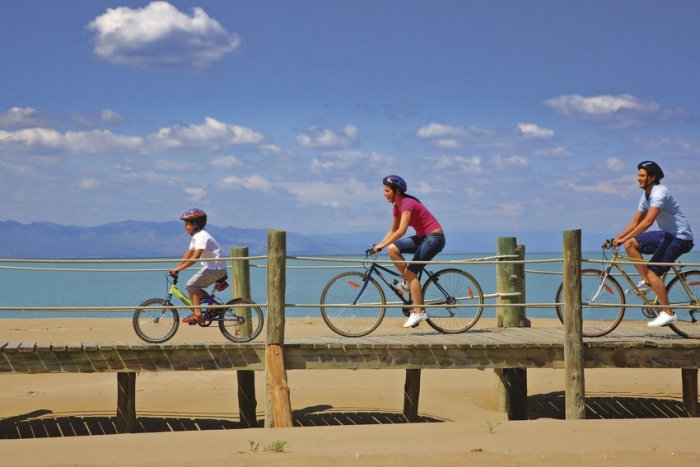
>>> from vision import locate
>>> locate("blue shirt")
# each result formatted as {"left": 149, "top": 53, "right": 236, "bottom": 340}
{"left": 638, "top": 184, "right": 693, "bottom": 241}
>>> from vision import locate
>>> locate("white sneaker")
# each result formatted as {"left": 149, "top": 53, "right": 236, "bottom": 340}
{"left": 403, "top": 311, "right": 428, "bottom": 328}
{"left": 648, "top": 312, "right": 678, "bottom": 327}
{"left": 396, "top": 281, "right": 410, "bottom": 299}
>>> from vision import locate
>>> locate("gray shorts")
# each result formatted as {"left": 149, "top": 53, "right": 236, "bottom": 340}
{"left": 186, "top": 269, "right": 227, "bottom": 293}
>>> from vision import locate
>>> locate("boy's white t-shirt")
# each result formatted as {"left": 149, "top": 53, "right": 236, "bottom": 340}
{"left": 189, "top": 230, "right": 226, "bottom": 271}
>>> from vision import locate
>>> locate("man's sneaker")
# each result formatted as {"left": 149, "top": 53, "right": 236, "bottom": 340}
{"left": 403, "top": 311, "right": 428, "bottom": 328}
{"left": 395, "top": 280, "right": 410, "bottom": 300}
{"left": 648, "top": 312, "right": 678, "bottom": 327}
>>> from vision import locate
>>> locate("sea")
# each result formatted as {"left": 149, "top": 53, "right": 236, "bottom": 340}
{"left": 2, "top": 251, "right": 700, "bottom": 321}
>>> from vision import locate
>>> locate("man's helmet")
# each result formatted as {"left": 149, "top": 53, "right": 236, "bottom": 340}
{"left": 637, "top": 161, "right": 664, "bottom": 182}
{"left": 383, "top": 175, "right": 407, "bottom": 193}
{"left": 180, "top": 208, "right": 207, "bottom": 230}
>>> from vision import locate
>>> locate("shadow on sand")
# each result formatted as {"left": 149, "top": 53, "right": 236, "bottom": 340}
{"left": 1, "top": 396, "right": 692, "bottom": 439}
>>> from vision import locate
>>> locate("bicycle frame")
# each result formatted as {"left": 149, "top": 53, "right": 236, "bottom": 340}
{"left": 164, "top": 275, "right": 224, "bottom": 321}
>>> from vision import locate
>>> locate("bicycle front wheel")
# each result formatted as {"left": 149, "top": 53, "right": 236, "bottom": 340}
{"left": 667, "top": 270, "right": 700, "bottom": 339}
{"left": 133, "top": 298, "right": 179, "bottom": 343}
{"left": 555, "top": 269, "right": 625, "bottom": 337}
{"left": 423, "top": 269, "right": 484, "bottom": 333}
{"left": 320, "top": 272, "right": 386, "bottom": 337}
{"left": 219, "top": 298, "right": 265, "bottom": 342}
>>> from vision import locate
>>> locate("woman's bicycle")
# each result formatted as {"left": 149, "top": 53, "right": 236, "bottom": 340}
{"left": 319, "top": 251, "right": 484, "bottom": 337}
{"left": 554, "top": 240, "right": 700, "bottom": 338}
{"left": 133, "top": 272, "right": 264, "bottom": 343}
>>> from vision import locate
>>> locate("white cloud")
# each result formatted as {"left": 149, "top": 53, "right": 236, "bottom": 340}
{"left": 435, "top": 155, "right": 484, "bottom": 173}
{"left": 88, "top": 1, "right": 241, "bottom": 69}
{"left": 149, "top": 117, "right": 264, "bottom": 150}
{"left": 100, "top": 109, "right": 126, "bottom": 124}
{"left": 211, "top": 155, "right": 242, "bottom": 169}
{"left": 491, "top": 154, "right": 528, "bottom": 170}
{"left": 544, "top": 94, "right": 660, "bottom": 128}
{"left": 310, "top": 150, "right": 386, "bottom": 172}
{"left": 280, "top": 178, "right": 372, "bottom": 208}
{"left": 416, "top": 122, "right": 465, "bottom": 138}
{"left": 184, "top": 186, "right": 206, "bottom": 201}
{"left": 79, "top": 178, "right": 100, "bottom": 189}
{"left": 0, "top": 107, "right": 46, "bottom": 128}
{"left": 223, "top": 175, "right": 272, "bottom": 192}
{"left": 533, "top": 145, "right": 570, "bottom": 158}
{"left": 296, "top": 125, "right": 358, "bottom": 149}
{"left": 516, "top": 122, "right": 554, "bottom": 139}
{"left": 605, "top": 157, "right": 625, "bottom": 171}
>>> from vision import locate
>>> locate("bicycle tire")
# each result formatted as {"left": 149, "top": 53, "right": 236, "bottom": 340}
{"left": 666, "top": 270, "right": 700, "bottom": 339}
{"left": 423, "top": 269, "right": 484, "bottom": 333}
{"left": 555, "top": 268, "right": 625, "bottom": 337}
{"left": 320, "top": 271, "right": 386, "bottom": 337}
{"left": 133, "top": 297, "right": 180, "bottom": 343}
{"left": 218, "top": 298, "right": 265, "bottom": 342}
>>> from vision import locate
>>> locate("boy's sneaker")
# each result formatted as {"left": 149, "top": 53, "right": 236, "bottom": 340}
{"left": 403, "top": 311, "right": 428, "bottom": 328}
{"left": 648, "top": 312, "right": 678, "bottom": 327}
{"left": 626, "top": 280, "right": 653, "bottom": 295}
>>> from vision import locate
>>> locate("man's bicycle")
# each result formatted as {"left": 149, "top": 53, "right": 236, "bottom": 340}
{"left": 554, "top": 240, "right": 700, "bottom": 338}
{"left": 319, "top": 251, "right": 484, "bottom": 337}
{"left": 133, "top": 272, "right": 264, "bottom": 343}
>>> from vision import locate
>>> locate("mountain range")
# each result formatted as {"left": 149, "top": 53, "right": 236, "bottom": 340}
{"left": 0, "top": 220, "right": 608, "bottom": 258}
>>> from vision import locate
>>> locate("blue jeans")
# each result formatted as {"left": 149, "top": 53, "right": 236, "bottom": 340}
{"left": 636, "top": 231, "right": 694, "bottom": 276}
{"left": 393, "top": 233, "right": 446, "bottom": 274}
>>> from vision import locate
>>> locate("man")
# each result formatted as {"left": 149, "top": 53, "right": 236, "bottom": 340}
{"left": 613, "top": 161, "right": 694, "bottom": 327}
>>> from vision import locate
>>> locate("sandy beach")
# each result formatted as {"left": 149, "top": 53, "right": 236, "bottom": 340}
{"left": 1, "top": 317, "right": 699, "bottom": 466}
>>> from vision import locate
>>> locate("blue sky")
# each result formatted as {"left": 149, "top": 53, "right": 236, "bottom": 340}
{"left": 2, "top": 1, "right": 699, "bottom": 239}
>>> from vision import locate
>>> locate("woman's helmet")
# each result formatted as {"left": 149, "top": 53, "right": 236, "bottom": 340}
{"left": 180, "top": 208, "right": 207, "bottom": 230}
{"left": 637, "top": 160, "right": 664, "bottom": 182}
{"left": 383, "top": 175, "right": 407, "bottom": 193}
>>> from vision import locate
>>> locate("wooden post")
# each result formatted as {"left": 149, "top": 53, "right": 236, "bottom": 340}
{"left": 563, "top": 229, "right": 586, "bottom": 419}
{"left": 494, "top": 237, "right": 528, "bottom": 420}
{"left": 681, "top": 368, "right": 698, "bottom": 417}
{"left": 265, "top": 230, "right": 292, "bottom": 428}
{"left": 231, "top": 246, "right": 257, "bottom": 428}
{"left": 116, "top": 372, "right": 136, "bottom": 433}
{"left": 403, "top": 369, "right": 421, "bottom": 422}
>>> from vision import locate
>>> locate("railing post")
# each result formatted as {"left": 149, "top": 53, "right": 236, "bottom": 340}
{"left": 494, "top": 237, "right": 528, "bottom": 420}
{"left": 265, "top": 230, "right": 292, "bottom": 428}
{"left": 231, "top": 246, "right": 257, "bottom": 428}
{"left": 116, "top": 371, "right": 136, "bottom": 433}
{"left": 563, "top": 229, "right": 586, "bottom": 419}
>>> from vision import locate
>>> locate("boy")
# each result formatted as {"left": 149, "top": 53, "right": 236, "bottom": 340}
{"left": 170, "top": 208, "right": 227, "bottom": 324}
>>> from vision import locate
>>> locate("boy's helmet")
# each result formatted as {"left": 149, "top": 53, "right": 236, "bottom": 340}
{"left": 180, "top": 208, "right": 207, "bottom": 230}
{"left": 637, "top": 160, "right": 664, "bottom": 182}
{"left": 383, "top": 175, "right": 407, "bottom": 193}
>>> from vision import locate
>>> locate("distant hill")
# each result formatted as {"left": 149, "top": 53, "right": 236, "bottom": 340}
{"left": 0, "top": 220, "right": 612, "bottom": 259}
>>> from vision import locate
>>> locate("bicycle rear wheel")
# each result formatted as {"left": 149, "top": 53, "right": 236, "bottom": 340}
{"left": 423, "top": 269, "right": 484, "bottom": 333}
{"left": 666, "top": 270, "right": 700, "bottom": 339}
{"left": 320, "top": 272, "right": 386, "bottom": 337}
{"left": 555, "top": 269, "right": 625, "bottom": 337}
{"left": 132, "top": 297, "right": 179, "bottom": 343}
{"left": 219, "top": 298, "right": 264, "bottom": 342}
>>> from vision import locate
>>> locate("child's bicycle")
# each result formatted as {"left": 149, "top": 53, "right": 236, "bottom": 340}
{"left": 319, "top": 250, "right": 485, "bottom": 337}
{"left": 133, "top": 272, "right": 264, "bottom": 343}
{"left": 554, "top": 240, "right": 700, "bottom": 338}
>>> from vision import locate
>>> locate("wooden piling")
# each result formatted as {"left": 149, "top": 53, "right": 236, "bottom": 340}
{"left": 231, "top": 246, "right": 257, "bottom": 428}
{"left": 681, "top": 368, "right": 698, "bottom": 417}
{"left": 265, "top": 230, "right": 293, "bottom": 428}
{"left": 403, "top": 369, "right": 421, "bottom": 422}
{"left": 563, "top": 229, "right": 585, "bottom": 419}
{"left": 494, "top": 237, "right": 528, "bottom": 420}
{"left": 116, "top": 371, "right": 136, "bottom": 433}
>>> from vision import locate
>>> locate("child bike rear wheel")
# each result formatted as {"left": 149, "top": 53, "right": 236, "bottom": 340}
{"left": 219, "top": 298, "right": 265, "bottom": 342}
{"left": 133, "top": 298, "right": 180, "bottom": 343}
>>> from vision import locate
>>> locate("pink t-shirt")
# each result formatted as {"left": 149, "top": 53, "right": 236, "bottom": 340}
{"left": 393, "top": 198, "right": 442, "bottom": 236}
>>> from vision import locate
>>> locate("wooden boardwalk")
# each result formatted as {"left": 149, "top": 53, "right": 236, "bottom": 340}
{"left": 3, "top": 328, "right": 700, "bottom": 374}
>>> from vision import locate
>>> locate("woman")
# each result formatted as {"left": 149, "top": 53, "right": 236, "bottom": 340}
{"left": 372, "top": 175, "right": 446, "bottom": 328}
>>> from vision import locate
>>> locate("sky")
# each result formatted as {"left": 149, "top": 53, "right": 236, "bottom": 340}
{"left": 2, "top": 0, "right": 700, "bottom": 239}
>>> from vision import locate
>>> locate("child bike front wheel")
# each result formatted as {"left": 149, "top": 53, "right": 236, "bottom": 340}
{"left": 133, "top": 298, "right": 180, "bottom": 343}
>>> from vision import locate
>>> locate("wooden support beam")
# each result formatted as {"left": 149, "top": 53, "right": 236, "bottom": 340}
{"left": 403, "top": 369, "right": 421, "bottom": 422}
{"left": 682, "top": 368, "right": 698, "bottom": 417}
{"left": 494, "top": 237, "right": 528, "bottom": 420}
{"left": 265, "top": 230, "right": 292, "bottom": 428}
{"left": 231, "top": 246, "right": 257, "bottom": 428}
{"left": 563, "top": 229, "right": 585, "bottom": 420}
{"left": 116, "top": 371, "right": 136, "bottom": 433}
